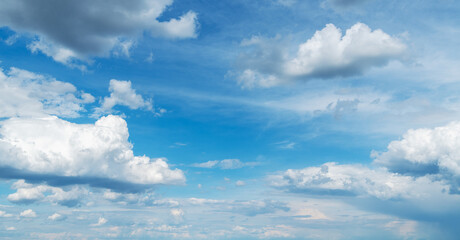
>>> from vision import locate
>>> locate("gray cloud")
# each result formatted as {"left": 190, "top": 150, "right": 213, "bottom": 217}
{"left": 0, "top": 0, "right": 198, "bottom": 66}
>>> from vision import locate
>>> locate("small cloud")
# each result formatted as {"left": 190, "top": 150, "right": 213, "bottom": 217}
{"left": 6, "top": 226, "right": 16, "bottom": 231}
{"left": 191, "top": 159, "right": 259, "bottom": 170}
{"left": 48, "top": 213, "right": 66, "bottom": 221}
{"left": 145, "top": 52, "right": 154, "bottom": 63}
{"left": 274, "top": 141, "right": 296, "bottom": 149}
{"left": 20, "top": 209, "right": 37, "bottom": 218}
{"left": 170, "top": 208, "right": 184, "bottom": 218}
{"left": 0, "top": 210, "right": 13, "bottom": 218}
{"left": 170, "top": 142, "right": 187, "bottom": 148}
{"left": 91, "top": 217, "right": 108, "bottom": 226}
{"left": 236, "top": 180, "right": 246, "bottom": 186}
{"left": 93, "top": 79, "right": 153, "bottom": 117}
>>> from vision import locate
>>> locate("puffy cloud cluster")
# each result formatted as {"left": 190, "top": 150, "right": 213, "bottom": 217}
{"left": 269, "top": 121, "right": 460, "bottom": 233}
{"left": 270, "top": 162, "right": 447, "bottom": 200}
{"left": 236, "top": 23, "right": 406, "bottom": 88}
{"left": 0, "top": 67, "right": 94, "bottom": 118}
{"left": 373, "top": 121, "right": 460, "bottom": 192}
{"left": 0, "top": 0, "right": 198, "bottom": 67}
{"left": 0, "top": 66, "right": 181, "bottom": 193}
{"left": 7, "top": 180, "right": 87, "bottom": 207}
{"left": 0, "top": 115, "right": 185, "bottom": 188}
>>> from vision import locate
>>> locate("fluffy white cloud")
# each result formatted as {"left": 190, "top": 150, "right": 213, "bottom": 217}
{"left": 191, "top": 159, "right": 259, "bottom": 169}
{"left": 0, "top": 67, "right": 94, "bottom": 118}
{"left": 7, "top": 180, "right": 88, "bottom": 207}
{"left": 236, "top": 22, "right": 406, "bottom": 88}
{"left": 19, "top": 209, "right": 37, "bottom": 218}
{"left": 373, "top": 121, "right": 460, "bottom": 191}
{"left": 270, "top": 162, "right": 449, "bottom": 200}
{"left": 94, "top": 79, "right": 153, "bottom": 116}
{"left": 0, "top": 115, "right": 185, "bottom": 188}
{"left": 0, "top": 0, "right": 198, "bottom": 66}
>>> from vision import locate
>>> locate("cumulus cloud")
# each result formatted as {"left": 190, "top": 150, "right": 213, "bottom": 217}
{"left": 94, "top": 79, "right": 153, "bottom": 116}
{"left": 236, "top": 22, "right": 407, "bottom": 88}
{"left": 7, "top": 180, "right": 88, "bottom": 207}
{"left": 270, "top": 162, "right": 448, "bottom": 200}
{"left": 191, "top": 159, "right": 259, "bottom": 169}
{"left": 269, "top": 121, "right": 460, "bottom": 233}
{"left": 19, "top": 209, "right": 37, "bottom": 218}
{"left": 372, "top": 121, "right": 460, "bottom": 192}
{"left": 0, "top": 115, "right": 185, "bottom": 190}
{"left": 0, "top": 0, "right": 198, "bottom": 67}
{"left": 0, "top": 67, "right": 94, "bottom": 118}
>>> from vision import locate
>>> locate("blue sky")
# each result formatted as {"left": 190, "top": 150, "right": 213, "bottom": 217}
{"left": 0, "top": 0, "right": 459, "bottom": 239}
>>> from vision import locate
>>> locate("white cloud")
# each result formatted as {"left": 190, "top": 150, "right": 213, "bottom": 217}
{"left": 191, "top": 159, "right": 259, "bottom": 169}
{"left": 236, "top": 22, "right": 407, "bottom": 88}
{"left": 92, "top": 217, "right": 108, "bottom": 226}
{"left": 7, "top": 180, "right": 88, "bottom": 207}
{"left": 20, "top": 209, "right": 37, "bottom": 218}
{"left": 270, "top": 162, "right": 448, "bottom": 200}
{"left": 0, "top": 115, "right": 185, "bottom": 188}
{"left": 48, "top": 213, "right": 66, "bottom": 221}
{"left": 170, "top": 208, "right": 184, "bottom": 218}
{"left": 0, "top": 0, "right": 198, "bottom": 67}
{"left": 372, "top": 121, "right": 460, "bottom": 191}
{"left": 95, "top": 79, "right": 153, "bottom": 115}
{"left": 0, "top": 210, "right": 13, "bottom": 218}
{"left": 0, "top": 67, "right": 94, "bottom": 118}
{"left": 236, "top": 180, "right": 246, "bottom": 186}
{"left": 6, "top": 226, "right": 15, "bottom": 231}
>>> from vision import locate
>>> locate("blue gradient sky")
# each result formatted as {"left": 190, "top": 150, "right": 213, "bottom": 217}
{"left": 0, "top": 0, "right": 459, "bottom": 239}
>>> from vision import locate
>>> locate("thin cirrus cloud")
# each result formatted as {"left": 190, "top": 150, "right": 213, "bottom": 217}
{"left": 0, "top": 0, "right": 199, "bottom": 68}
{"left": 191, "top": 159, "right": 259, "bottom": 169}
{"left": 236, "top": 22, "right": 407, "bottom": 88}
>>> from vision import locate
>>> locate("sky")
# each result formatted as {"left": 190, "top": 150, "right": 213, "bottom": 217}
{"left": 0, "top": 0, "right": 459, "bottom": 239}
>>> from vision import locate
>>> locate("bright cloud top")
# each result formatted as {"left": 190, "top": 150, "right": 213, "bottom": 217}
{"left": 373, "top": 121, "right": 460, "bottom": 191}
{"left": 0, "top": 115, "right": 185, "bottom": 187}
{"left": 0, "top": 0, "right": 198, "bottom": 67}
{"left": 95, "top": 79, "right": 153, "bottom": 116}
{"left": 237, "top": 22, "right": 407, "bottom": 88}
